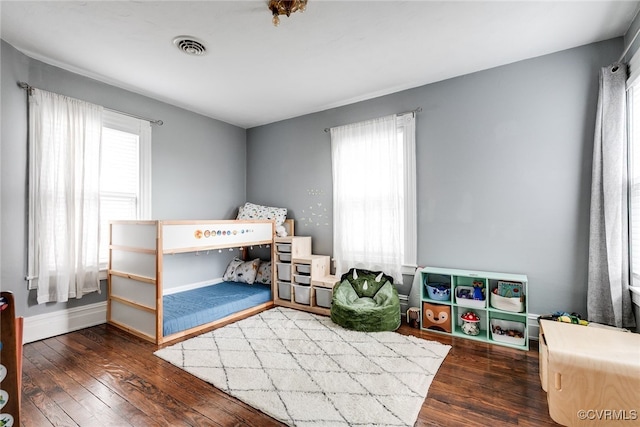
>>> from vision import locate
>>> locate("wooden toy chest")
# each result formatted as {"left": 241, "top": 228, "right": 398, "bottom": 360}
{"left": 539, "top": 319, "right": 640, "bottom": 426}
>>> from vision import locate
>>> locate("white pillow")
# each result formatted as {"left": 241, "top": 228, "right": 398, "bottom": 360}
{"left": 223, "top": 257, "right": 261, "bottom": 284}
{"left": 237, "top": 202, "right": 287, "bottom": 226}
{"left": 255, "top": 261, "right": 272, "bottom": 285}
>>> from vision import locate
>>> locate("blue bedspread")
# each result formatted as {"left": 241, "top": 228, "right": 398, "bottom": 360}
{"left": 163, "top": 281, "right": 272, "bottom": 336}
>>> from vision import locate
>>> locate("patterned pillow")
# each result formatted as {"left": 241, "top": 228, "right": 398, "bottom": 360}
{"left": 223, "top": 257, "right": 261, "bottom": 284}
{"left": 255, "top": 261, "right": 272, "bottom": 285}
{"left": 237, "top": 202, "right": 287, "bottom": 226}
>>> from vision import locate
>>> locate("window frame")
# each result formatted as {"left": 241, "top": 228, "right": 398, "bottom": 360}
{"left": 99, "top": 110, "right": 152, "bottom": 272}
{"left": 398, "top": 113, "right": 418, "bottom": 273}
{"left": 627, "top": 51, "right": 640, "bottom": 303}
{"left": 331, "top": 112, "right": 417, "bottom": 277}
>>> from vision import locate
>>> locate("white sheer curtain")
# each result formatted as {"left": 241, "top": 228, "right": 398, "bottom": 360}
{"left": 331, "top": 114, "right": 404, "bottom": 283}
{"left": 28, "top": 88, "right": 104, "bottom": 303}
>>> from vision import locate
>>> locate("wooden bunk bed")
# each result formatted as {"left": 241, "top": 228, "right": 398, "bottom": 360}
{"left": 107, "top": 219, "right": 291, "bottom": 345}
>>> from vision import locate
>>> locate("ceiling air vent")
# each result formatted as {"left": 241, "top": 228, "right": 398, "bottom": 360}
{"left": 173, "top": 36, "right": 206, "bottom": 56}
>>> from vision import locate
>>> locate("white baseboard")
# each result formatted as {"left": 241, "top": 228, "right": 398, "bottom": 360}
{"left": 23, "top": 301, "right": 107, "bottom": 344}
{"left": 528, "top": 313, "right": 540, "bottom": 341}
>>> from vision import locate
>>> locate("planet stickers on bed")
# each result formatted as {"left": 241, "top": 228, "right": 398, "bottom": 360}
{"left": 197, "top": 228, "right": 253, "bottom": 239}
{"left": 162, "top": 222, "right": 274, "bottom": 252}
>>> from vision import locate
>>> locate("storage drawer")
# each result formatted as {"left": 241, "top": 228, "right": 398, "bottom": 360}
{"left": 293, "top": 284, "right": 310, "bottom": 305}
{"left": 295, "top": 264, "right": 311, "bottom": 274}
{"left": 278, "top": 281, "right": 291, "bottom": 301}
{"left": 276, "top": 243, "right": 291, "bottom": 253}
{"left": 276, "top": 263, "right": 291, "bottom": 281}
{"left": 422, "top": 302, "right": 452, "bottom": 333}
{"left": 294, "top": 274, "right": 311, "bottom": 284}
{"left": 315, "top": 287, "right": 333, "bottom": 308}
{"left": 278, "top": 253, "right": 291, "bottom": 262}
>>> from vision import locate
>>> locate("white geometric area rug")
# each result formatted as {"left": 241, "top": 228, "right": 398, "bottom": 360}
{"left": 154, "top": 307, "right": 451, "bottom": 427}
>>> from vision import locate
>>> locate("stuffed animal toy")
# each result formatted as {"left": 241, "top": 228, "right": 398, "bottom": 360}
{"left": 276, "top": 225, "right": 287, "bottom": 237}
{"left": 472, "top": 280, "right": 484, "bottom": 300}
{"left": 460, "top": 311, "right": 481, "bottom": 335}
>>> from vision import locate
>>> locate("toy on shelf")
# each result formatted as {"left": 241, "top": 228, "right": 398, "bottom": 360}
{"left": 460, "top": 311, "right": 481, "bottom": 336}
{"left": 455, "top": 282, "right": 485, "bottom": 309}
{"left": 491, "top": 324, "right": 524, "bottom": 339}
{"left": 497, "top": 280, "right": 522, "bottom": 298}
{"left": 457, "top": 288, "right": 472, "bottom": 299}
{"left": 538, "top": 311, "right": 588, "bottom": 326}
{"left": 426, "top": 282, "right": 451, "bottom": 301}
{"left": 472, "top": 280, "right": 484, "bottom": 300}
{"left": 490, "top": 318, "right": 526, "bottom": 345}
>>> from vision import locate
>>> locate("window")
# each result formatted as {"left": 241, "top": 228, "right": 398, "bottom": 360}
{"left": 330, "top": 112, "right": 417, "bottom": 283}
{"left": 26, "top": 88, "right": 152, "bottom": 302}
{"left": 99, "top": 111, "right": 152, "bottom": 268}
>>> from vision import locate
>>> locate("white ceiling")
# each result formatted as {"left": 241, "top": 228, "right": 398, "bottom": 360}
{"left": 1, "top": 1, "right": 639, "bottom": 128}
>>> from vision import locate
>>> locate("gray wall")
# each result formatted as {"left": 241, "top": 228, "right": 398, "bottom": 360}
{"left": 1, "top": 40, "right": 247, "bottom": 318}
{"left": 246, "top": 38, "right": 623, "bottom": 317}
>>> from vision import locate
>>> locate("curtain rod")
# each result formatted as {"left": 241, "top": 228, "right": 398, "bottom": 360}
{"left": 619, "top": 25, "right": 640, "bottom": 63}
{"left": 17, "top": 82, "right": 164, "bottom": 126}
{"left": 324, "top": 107, "right": 422, "bottom": 133}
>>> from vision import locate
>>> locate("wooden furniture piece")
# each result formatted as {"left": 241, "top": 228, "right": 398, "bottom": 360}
{"left": 419, "top": 266, "right": 529, "bottom": 350}
{"left": 108, "top": 219, "right": 276, "bottom": 344}
{"left": 273, "top": 236, "right": 333, "bottom": 315}
{"left": 539, "top": 319, "right": 640, "bottom": 426}
{"left": 0, "top": 291, "right": 22, "bottom": 426}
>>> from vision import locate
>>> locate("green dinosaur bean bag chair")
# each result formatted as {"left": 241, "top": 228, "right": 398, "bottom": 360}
{"left": 330, "top": 268, "right": 401, "bottom": 332}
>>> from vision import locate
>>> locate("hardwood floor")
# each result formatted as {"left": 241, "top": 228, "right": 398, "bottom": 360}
{"left": 20, "top": 311, "right": 558, "bottom": 426}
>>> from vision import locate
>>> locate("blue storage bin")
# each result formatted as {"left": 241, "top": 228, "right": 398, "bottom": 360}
{"left": 425, "top": 282, "right": 451, "bottom": 301}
